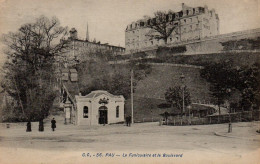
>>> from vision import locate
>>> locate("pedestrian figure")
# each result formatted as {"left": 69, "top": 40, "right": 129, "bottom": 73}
{"left": 26, "top": 121, "right": 31, "bottom": 132}
{"left": 103, "top": 115, "right": 106, "bottom": 126}
{"left": 51, "top": 118, "right": 56, "bottom": 131}
{"left": 39, "top": 119, "right": 44, "bottom": 132}
{"left": 128, "top": 115, "right": 131, "bottom": 127}
{"left": 125, "top": 116, "right": 128, "bottom": 126}
{"left": 126, "top": 115, "right": 131, "bottom": 127}
{"left": 126, "top": 116, "right": 128, "bottom": 126}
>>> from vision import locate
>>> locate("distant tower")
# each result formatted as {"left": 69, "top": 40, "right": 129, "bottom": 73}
{"left": 86, "top": 23, "right": 89, "bottom": 42}
{"left": 69, "top": 28, "right": 78, "bottom": 40}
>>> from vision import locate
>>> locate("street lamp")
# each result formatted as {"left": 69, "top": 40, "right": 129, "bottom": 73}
{"left": 180, "top": 73, "right": 185, "bottom": 125}
{"left": 130, "top": 49, "right": 138, "bottom": 124}
{"left": 187, "top": 105, "right": 192, "bottom": 125}
{"left": 226, "top": 88, "right": 232, "bottom": 133}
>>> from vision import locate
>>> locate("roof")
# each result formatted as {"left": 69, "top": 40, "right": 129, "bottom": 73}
{"left": 69, "top": 39, "right": 125, "bottom": 49}
{"left": 84, "top": 90, "right": 123, "bottom": 99}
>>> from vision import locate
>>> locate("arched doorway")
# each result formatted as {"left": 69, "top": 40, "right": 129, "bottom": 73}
{"left": 99, "top": 106, "right": 108, "bottom": 124}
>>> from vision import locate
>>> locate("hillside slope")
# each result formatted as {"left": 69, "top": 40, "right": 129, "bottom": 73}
{"left": 135, "top": 65, "right": 211, "bottom": 103}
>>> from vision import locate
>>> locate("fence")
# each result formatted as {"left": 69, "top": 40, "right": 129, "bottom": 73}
{"left": 135, "top": 117, "right": 161, "bottom": 123}
{"left": 208, "top": 110, "right": 260, "bottom": 124}
{"left": 166, "top": 116, "right": 208, "bottom": 126}
{"left": 138, "top": 110, "right": 260, "bottom": 126}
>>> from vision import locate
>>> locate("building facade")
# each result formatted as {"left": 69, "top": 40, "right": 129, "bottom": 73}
{"left": 125, "top": 3, "right": 219, "bottom": 54}
{"left": 57, "top": 28, "right": 125, "bottom": 67}
{"left": 75, "top": 90, "right": 125, "bottom": 126}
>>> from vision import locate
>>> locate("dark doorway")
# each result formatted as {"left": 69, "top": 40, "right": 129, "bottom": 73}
{"left": 99, "top": 106, "right": 108, "bottom": 124}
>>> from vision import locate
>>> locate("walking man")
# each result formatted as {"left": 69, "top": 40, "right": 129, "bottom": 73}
{"left": 128, "top": 115, "right": 131, "bottom": 127}
{"left": 51, "top": 118, "right": 56, "bottom": 131}
{"left": 26, "top": 121, "right": 31, "bottom": 132}
{"left": 126, "top": 115, "right": 131, "bottom": 127}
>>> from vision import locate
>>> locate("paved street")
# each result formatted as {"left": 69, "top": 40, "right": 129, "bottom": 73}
{"left": 0, "top": 121, "right": 259, "bottom": 164}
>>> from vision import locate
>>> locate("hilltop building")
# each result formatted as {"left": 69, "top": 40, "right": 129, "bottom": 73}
{"left": 125, "top": 3, "right": 219, "bottom": 53}
{"left": 57, "top": 28, "right": 125, "bottom": 67}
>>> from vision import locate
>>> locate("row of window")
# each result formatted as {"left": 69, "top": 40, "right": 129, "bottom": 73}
{"left": 83, "top": 106, "right": 120, "bottom": 118}
{"left": 127, "top": 7, "right": 206, "bottom": 30}
{"left": 182, "top": 24, "right": 200, "bottom": 32}
{"left": 181, "top": 17, "right": 199, "bottom": 24}
{"left": 203, "top": 24, "right": 210, "bottom": 30}
{"left": 203, "top": 18, "right": 209, "bottom": 23}
{"left": 73, "top": 42, "right": 124, "bottom": 52}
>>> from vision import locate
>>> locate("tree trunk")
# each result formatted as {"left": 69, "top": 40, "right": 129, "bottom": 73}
{"left": 218, "top": 105, "right": 221, "bottom": 123}
{"left": 12, "top": 76, "right": 25, "bottom": 115}
{"left": 163, "top": 38, "right": 167, "bottom": 45}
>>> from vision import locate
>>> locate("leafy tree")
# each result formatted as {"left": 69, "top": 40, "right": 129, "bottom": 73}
{"left": 200, "top": 61, "right": 236, "bottom": 116}
{"left": 165, "top": 86, "right": 191, "bottom": 116}
{"left": 236, "top": 63, "right": 260, "bottom": 111}
{"left": 1, "top": 16, "right": 68, "bottom": 123}
{"left": 221, "top": 37, "right": 260, "bottom": 51}
{"left": 200, "top": 60, "right": 259, "bottom": 118}
{"left": 146, "top": 11, "right": 179, "bottom": 44}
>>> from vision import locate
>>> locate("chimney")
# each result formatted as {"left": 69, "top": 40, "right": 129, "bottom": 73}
{"left": 182, "top": 3, "right": 185, "bottom": 9}
{"left": 204, "top": 5, "right": 208, "bottom": 13}
{"left": 212, "top": 9, "right": 215, "bottom": 14}
{"left": 86, "top": 23, "right": 89, "bottom": 41}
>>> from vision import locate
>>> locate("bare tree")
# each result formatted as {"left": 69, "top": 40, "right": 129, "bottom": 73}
{"left": 146, "top": 11, "right": 179, "bottom": 44}
{"left": 1, "top": 16, "right": 68, "bottom": 124}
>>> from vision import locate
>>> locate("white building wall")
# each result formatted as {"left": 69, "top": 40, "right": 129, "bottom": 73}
{"left": 75, "top": 93, "right": 125, "bottom": 126}
{"left": 76, "top": 100, "right": 92, "bottom": 125}
{"left": 125, "top": 3, "right": 219, "bottom": 54}
{"left": 91, "top": 98, "right": 99, "bottom": 125}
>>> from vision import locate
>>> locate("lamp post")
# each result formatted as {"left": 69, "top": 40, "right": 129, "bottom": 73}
{"left": 187, "top": 105, "right": 192, "bottom": 125}
{"left": 64, "top": 98, "right": 72, "bottom": 124}
{"left": 226, "top": 88, "right": 232, "bottom": 133}
{"left": 180, "top": 73, "right": 185, "bottom": 125}
{"left": 130, "top": 49, "right": 137, "bottom": 124}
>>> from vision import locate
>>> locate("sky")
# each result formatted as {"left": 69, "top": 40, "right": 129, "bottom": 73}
{"left": 0, "top": 0, "right": 260, "bottom": 65}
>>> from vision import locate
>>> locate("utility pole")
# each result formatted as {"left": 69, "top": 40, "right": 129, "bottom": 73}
{"left": 226, "top": 88, "right": 232, "bottom": 133}
{"left": 130, "top": 49, "right": 135, "bottom": 124}
{"left": 180, "top": 73, "right": 185, "bottom": 125}
{"left": 131, "top": 68, "right": 134, "bottom": 124}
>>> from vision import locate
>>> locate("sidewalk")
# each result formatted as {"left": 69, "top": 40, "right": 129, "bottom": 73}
{"left": 214, "top": 121, "right": 260, "bottom": 141}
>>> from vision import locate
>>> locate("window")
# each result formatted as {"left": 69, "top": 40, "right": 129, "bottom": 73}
{"left": 151, "top": 41, "right": 153, "bottom": 45}
{"left": 170, "top": 38, "right": 172, "bottom": 41}
{"left": 83, "top": 106, "right": 88, "bottom": 118}
{"left": 116, "top": 106, "right": 119, "bottom": 118}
